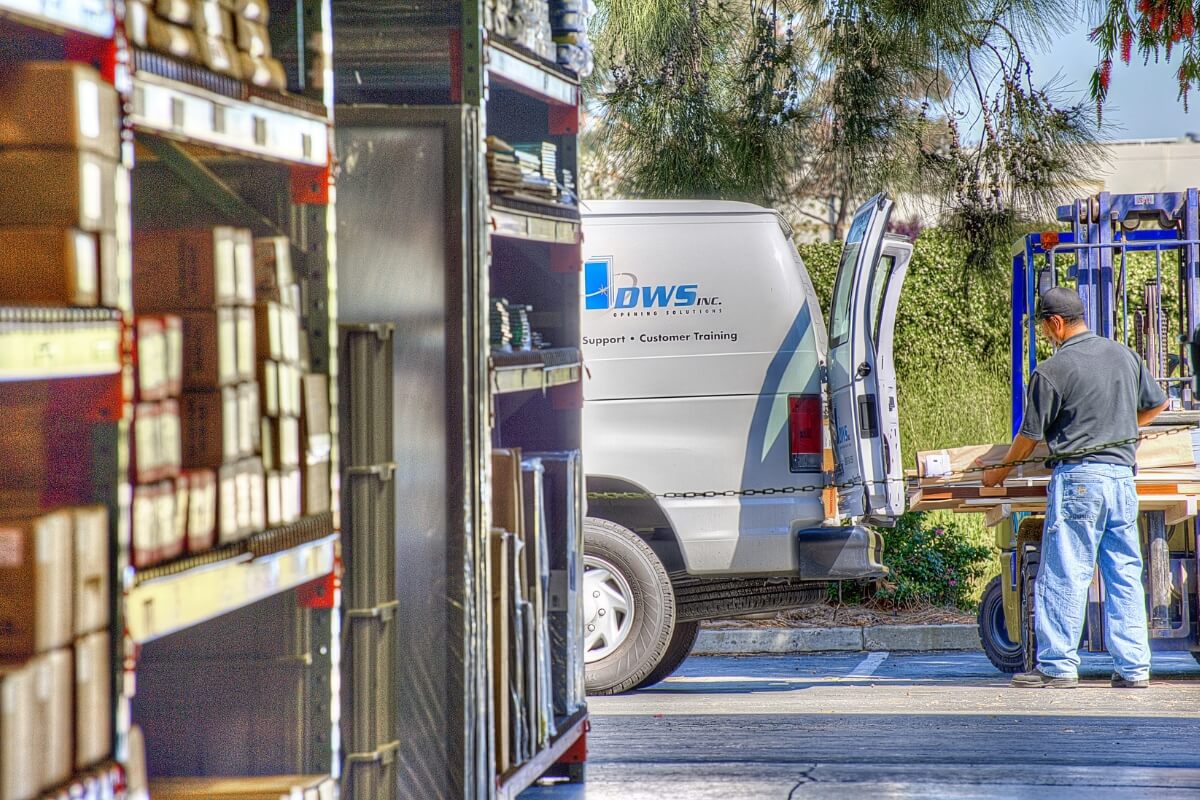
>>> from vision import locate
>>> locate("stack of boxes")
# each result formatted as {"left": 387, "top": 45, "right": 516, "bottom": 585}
{"left": 0, "top": 508, "right": 112, "bottom": 800}
{"left": 126, "top": 0, "right": 288, "bottom": 90}
{"left": 254, "top": 237, "right": 305, "bottom": 525}
{"left": 0, "top": 60, "right": 119, "bottom": 798}
{"left": 0, "top": 62, "right": 121, "bottom": 309}
{"left": 135, "top": 226, "right": 265, "bottom": 555}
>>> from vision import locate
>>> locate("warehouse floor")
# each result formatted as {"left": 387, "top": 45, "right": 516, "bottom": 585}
{"left": 522, "top": 651, "right": 1200, "bottom": 799}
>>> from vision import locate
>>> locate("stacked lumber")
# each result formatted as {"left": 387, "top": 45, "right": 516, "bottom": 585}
{"left": 908, "top": 428, "right": 1200, "bottom": 526}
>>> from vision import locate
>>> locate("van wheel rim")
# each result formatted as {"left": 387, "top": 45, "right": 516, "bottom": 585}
{"left": 583, "top": 556, "right": 635, "bottom": 663}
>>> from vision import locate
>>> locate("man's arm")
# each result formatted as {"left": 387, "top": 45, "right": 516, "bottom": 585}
{"left": 980, "top": 434, "right": 1039, "bottom": 487}
{"left": 1137, "top": 399, "right": 1170, "bottom": 427}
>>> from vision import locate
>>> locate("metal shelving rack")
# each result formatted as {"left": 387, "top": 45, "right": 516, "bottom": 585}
{"left": 0, "top": 2, "right": 341, "bottom": 796}
{"left": 332, "top": 3, "right": 588, "bottom": 798}
{"left": 122, "top": 0, "right": 341, "bottom": 786}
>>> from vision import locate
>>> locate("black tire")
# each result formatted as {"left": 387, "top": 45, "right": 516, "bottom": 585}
{"left": 1019, "top": 546, "right": 1041, "bottom": 673}
{"left": 978, "top": 575, "right": 1023, "bottom": 673}
{"left": 635, "top": 620, "right": 701, "bottom": 689}
{"left": 674, "top": 581, "right": 828, "bottom": 623}
{"left": 584, "top": 517, "right": 677, "bottom": 695}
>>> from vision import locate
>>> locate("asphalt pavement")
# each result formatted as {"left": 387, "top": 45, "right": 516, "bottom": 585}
{"left": 522, "top": 650, "right": 1200, "bottom": 799}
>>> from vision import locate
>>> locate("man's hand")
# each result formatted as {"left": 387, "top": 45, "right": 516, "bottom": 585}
{"left": 977, "top": 459, "right": 1011, "bottom": 488}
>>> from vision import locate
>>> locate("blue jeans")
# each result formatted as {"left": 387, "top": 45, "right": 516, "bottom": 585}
{"left": 1035, "top": 463, "right": 1151, "bottom": 681}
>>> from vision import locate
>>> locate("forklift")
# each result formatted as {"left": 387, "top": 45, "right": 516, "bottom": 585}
{"left": 978, "top": 190, "right": 1200, "bottom": 672}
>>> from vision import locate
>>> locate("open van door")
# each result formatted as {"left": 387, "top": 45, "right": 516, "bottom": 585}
{"left": 826, "top": 194, "right": 912, "bottom": 523}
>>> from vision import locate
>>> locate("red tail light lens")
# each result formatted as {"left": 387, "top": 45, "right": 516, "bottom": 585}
{"left": 789, "top": 394, "right": 822, "bottom": 472}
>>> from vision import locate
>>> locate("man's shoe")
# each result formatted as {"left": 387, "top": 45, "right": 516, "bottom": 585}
{"left": 1011, "top": 669, "right": 1079, "bottom": 689}
{"left": 1111, "top": 672, "right": 1150, "bottom": 689}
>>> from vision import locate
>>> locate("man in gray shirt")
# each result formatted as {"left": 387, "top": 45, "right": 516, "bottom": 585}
{"left": 982, "top": 287, "right": 1168, "bottom": 688}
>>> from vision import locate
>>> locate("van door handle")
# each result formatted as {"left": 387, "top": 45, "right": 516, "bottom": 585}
{"left": 856, "top": 362, "right": 872, "bottom": 379}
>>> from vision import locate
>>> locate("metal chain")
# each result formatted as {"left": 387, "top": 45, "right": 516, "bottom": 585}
{"left": 586, "top": 423, "right": 1200, "bottom": 502}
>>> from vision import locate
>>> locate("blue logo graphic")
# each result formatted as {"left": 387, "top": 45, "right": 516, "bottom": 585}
{"left": 584, "top": 258, "right": 700, "bottom": 311}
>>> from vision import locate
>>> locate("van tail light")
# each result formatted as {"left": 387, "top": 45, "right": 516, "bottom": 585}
{"left": 789, "top": 394, "right": 822, "bottom": 472}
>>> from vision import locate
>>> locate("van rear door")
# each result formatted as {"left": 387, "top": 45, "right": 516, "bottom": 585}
{"left": 826, "top": 194, "right": 911, "bottom": 523}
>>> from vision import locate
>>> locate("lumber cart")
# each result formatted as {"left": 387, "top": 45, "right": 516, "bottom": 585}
{"left": 910, "top": 191, "right": 1200, "bottom": 672}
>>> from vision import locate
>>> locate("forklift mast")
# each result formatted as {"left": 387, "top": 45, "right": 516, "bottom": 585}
{"left": 1011, "top": 190, "right": 1200, "bottom": 438}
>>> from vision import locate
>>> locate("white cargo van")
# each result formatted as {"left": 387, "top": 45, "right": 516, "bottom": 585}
{"left": 580, "top": 195, "right": 911, "bottom": 693}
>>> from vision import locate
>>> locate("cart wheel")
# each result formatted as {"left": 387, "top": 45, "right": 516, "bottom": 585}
{"left": 1019, "top": 544, "right": 1041, "bottom": 673}
{"left": 978, "top": 576, "right": 1023, "bottom": 673}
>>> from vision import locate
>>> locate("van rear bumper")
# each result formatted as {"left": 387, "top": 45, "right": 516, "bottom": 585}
{"left": 795, "top": 525, "right": 888, "bottom": 580}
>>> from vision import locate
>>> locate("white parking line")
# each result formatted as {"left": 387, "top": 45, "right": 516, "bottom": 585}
{"left": 846, "top": 652, "right": 889, "bottom": 679}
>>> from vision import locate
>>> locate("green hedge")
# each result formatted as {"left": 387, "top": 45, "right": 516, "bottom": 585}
{"left": 798, "top": 228, "right": 1011, "bottom": 608}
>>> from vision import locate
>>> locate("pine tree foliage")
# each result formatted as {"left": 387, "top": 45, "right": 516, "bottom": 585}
{"left": 588, "top": 1, "right": 1103, "bottom": 268}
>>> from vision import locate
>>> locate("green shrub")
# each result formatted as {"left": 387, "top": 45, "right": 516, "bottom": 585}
{"left": 835, "top": 512, "right": 994, "bottom": 609}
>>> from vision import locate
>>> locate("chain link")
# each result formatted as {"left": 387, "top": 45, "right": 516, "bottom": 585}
{"left": 586, "top": 423, "right": 1200, "bottom": 503}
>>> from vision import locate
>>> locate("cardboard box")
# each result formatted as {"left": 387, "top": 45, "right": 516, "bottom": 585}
{"left": 72, "top": 506, "right": 109, "bottom": 637}
{"left": 265, "top": 470, "right": 283, "bottom": 527}
{"left": 281, "top": 467, "right": 301, "bottom": 524}
{"left": 239, "top": 383, "right": 262, "bottom": 454}
{"left": 183, "top": 469, "right": 217, "bottom": 553}
{"left": 0, "top": 511, "right": 72, "bottom": 658}
{"left": 280, "top": 305, "right": 301, "bottom": 364}
{"left": 197, "top": 35, "right": 243, "bottom": 79}
{"left": 258, "top": 360, "right": 280, "bottom": 417}
{"left": 256, "top": 302, "right": 283, "bottom": 362}
{"left": 260, "top": 417, "right": 275, "bottom": 471}
{"left": 234, "top": 228, "right": 255, "bottom": 305}
{"left": 179, "top": 308, "right": 238, "bottom": 388}
{"left": 134, "top": 317, "right": 168, "bottom": 401}
{"left": 132, "top": 402, "right": 164, "bottom": 484}
{"left": 194, "top": 0, "right": 236, "bottom": 39}
{"left": 216, "top": 464, "right": 240, "bottom": 544}
{"left": 300, "top": 374, "right": 331, "bottom": 462}
{"left": 266, "top": 416, "right": 301, "bottom": 469}
{"left": 163, "top": 315, "right": 184, "bottom": 395}
{"left": 492, "top": 449, "right": 524, "bottom": 537}
{"left": 0, "top": 61, "right": 120, "bottom": 157}
{"left": 278, "top": 362, "right": 301, "bottom": 417}
{"left": 0, "top": 665, "right": 36, "bottom": 800}
{"left": 243, "top": 459, "right": 266, "bottom": 532}
{"left": 132, "top": 227, "right": 240, "bottom": 310}
{"left": 32, "top": 649, "right": 72, "bottom": 791}
{"left": 0, "top": 149, "right": 117, "bottom": 232}
{"left": 125, "top": 0, "right": 151, "bottom": 48}
{"left": 156, "top": 481, "right": 183, "bottom": 562}
{"left": 238, "top": 54, "right": 287, "bottom": 91}
{"left": 254, "top": 236, "right": 293, "bottom": 299}
{"left": 173, "top": 474, "right": 190, "bottom": 557}
{"left": 150, "top": 18, "right": 200, "bottom": 60}
{"left": 0, "top": 227, "right": 99, "bottom": 307}
{"left": 235, "top": 463, "right": 252, "bottom": 534}
{"left": 156, "top": 0, "right": 193, "bottom": 24}
{"left": 235, "top": 17, "right": 272, "bottom": 58}
{"left": 233, "top": 0, "right": 270, "bottom": 23}
{"left": 132, "top": 484, "right": 159, "bottom": 568}
{"left": 160, "top": 399, "right": 182, "bottom": 477}
{"left": 182, "top": 386, "right": 241, "bottom": 467}
{"left": 99, "top": 230, "right": 121, "bottom": 309}
{"left": 75, "top": 631, "right": 112, "bottom": 770}
{"left": 236, "top": 307, "right": 256, "bottom": 381}
{"left": 302, "top": 459, "right": 330, "bottom": 515}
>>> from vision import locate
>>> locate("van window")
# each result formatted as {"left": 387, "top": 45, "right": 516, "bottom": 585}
{"left": 868, "top": 254, "right": 897, "bottom": 345}
{"left": 828, "top": 211, "right": 871, "bottom": 346}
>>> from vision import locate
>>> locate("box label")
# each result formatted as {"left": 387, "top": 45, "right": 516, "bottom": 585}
{"left": 78, "top": 78, "right": 102, "bottom": 141}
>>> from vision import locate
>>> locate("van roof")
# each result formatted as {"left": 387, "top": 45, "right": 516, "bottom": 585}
{"left": 581, "top": 199, "right": 780, "bottom": 218}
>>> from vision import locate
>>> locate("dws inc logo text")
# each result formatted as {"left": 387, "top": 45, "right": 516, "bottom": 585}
{"left": 585, "top": 258, "right": 721, "bottom": 312}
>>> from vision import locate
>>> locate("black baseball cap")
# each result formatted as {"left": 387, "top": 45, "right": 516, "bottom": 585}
{"left": 1036, "top": 287, "right": 1086, "bottom": 321}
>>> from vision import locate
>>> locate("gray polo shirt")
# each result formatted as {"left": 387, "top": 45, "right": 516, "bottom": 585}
{"left": 1019, "top": 331, "right": 1167, "bottom": 468}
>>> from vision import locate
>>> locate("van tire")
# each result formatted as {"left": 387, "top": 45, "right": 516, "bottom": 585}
{"left": 674, "top": 582, "right": 828, "bottom": 623}
{"left": 584, "top": 517, "right": 677, "bottom": 696}
{"left": 635, "top": 621, "right": 701, "bottom": 689}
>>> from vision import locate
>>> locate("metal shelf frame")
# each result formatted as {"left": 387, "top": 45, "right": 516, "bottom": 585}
{"left": 491, "top": 358, "right": 581, "bottom": 396}
{"left": 130, "top": 71, "right": 330, "bottom": 167}
{"left": 487, "top": 40, "right": 579, "bottom": 108}
{"left": 126, "top": 531, "right": 337, "bottom": 644}
{"left": 496, "top": 713, "right": 588, "bottom": 800}
{"left": 489, "top": 201, "right": 581, "bottom": 245}
{"left": 0, "top": 308, "right": 122, "bottom": 382}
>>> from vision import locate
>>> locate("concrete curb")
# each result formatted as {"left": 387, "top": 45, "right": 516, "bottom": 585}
{"left": 693, "top": 624, "right": 980, "bottom": 655}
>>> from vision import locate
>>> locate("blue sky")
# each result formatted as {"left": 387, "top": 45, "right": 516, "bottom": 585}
{"left": 1029, "top": 17, "right": 1196, "bottom": 140}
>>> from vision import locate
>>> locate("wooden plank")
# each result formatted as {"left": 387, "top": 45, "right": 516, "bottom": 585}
{"left": 984, "top": 504, "right": 1012, "bottom": 528}
{"left": 491, "top": 529, "right": 512, "bottom": 774}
